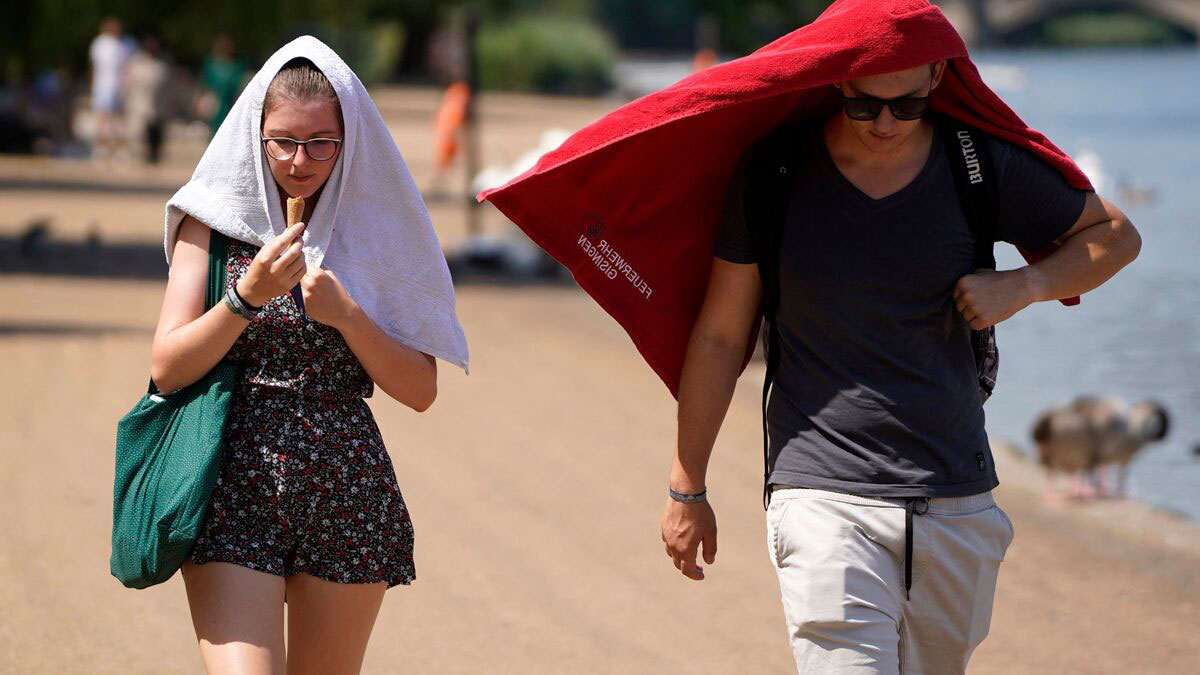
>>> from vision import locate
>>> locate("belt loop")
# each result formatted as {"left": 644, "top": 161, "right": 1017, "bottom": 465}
{"left": 904, "top": 497, "right": 929, "bottom": 601}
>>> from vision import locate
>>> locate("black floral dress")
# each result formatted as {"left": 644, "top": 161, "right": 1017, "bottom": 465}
{"left": 189, "top": 239, "right": 416, "bottom": 587}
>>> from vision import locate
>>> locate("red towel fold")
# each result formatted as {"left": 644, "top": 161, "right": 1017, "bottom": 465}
{"left": 480, "top": 0, "right": 1093, "bottom": 396}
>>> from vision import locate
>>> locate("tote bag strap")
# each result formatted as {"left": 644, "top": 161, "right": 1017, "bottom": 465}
{"left": 205, "top": 229, "right": 230, "bottom": 311}
{"left": 147, "top": 229, "right": 230, "bottom": 395}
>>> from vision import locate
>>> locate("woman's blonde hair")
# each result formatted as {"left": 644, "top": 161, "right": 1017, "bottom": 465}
{"left": 262, "top": 57, "right": 344, "bottom": 130}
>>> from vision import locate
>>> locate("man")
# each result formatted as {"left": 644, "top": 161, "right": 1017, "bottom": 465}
{"left": 661, "top": 60, "right": 1141, "bottom": 673}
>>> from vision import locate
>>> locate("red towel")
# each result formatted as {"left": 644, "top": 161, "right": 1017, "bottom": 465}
{"left": 480, "top": 0, "right": 1093, "bottom": 396}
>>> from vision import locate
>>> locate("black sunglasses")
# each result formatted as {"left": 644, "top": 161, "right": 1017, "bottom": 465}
{"left": 261, "top": 136, "right": 343, "bottom": 161}
{"left": 840, "top": 93, "right": 930, "bottom": 122}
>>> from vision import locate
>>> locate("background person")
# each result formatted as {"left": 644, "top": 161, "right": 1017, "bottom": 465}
{"left": 125, "top": 35, "right": 170, "bottom": 164}
{"left": 88, "top": 17, "right": 133, "bottom": 160}
{"left": 198, "top": 34, "right": 247, "bottom": 138}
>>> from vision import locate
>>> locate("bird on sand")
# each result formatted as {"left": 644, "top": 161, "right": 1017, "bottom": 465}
{"left": 1031, "top": 396, "right": 1169, "bottom": 502}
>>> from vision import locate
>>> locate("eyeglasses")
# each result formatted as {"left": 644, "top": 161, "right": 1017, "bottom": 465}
{"left": 261, "top": 136, "right": 342, "bottom": 161}
{"left": 840, "top": 93, "right": 930, "bottom": 122}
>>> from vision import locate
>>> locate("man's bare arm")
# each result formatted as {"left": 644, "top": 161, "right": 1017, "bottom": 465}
{"left": 955, "top": 193, "right": 1141, "bottom": 328}
{"left": 662, "top": 258, "right": 762, "bottom": 581}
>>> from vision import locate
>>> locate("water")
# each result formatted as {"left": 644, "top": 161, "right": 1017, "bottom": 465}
{"left": 617, "top": 49, "right": 1200, "bottom": 520}
{"left": 971, "top": 49, "right": 1200, "bottom": 520}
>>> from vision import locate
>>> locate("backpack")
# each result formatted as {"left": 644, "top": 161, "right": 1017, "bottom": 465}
{"left": 740, "top": 115, "right": 1000, "bottom": 506}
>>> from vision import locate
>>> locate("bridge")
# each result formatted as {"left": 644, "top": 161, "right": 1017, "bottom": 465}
{"left": 935, "top": 0, "right": 1200, "bottom": 45}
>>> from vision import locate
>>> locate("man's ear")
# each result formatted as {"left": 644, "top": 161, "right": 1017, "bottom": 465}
{"left": 930, "top": 60, "right": 947, "bottom": 90}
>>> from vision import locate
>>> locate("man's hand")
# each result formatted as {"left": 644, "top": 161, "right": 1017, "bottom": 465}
{"left": 661, "top": 498, "right": 718, "bottom": 581}
{"left": 954, "top": 268, "right": 1041, "bottom": 330}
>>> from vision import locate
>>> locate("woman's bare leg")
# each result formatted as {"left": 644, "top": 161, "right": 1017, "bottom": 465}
{"left": 182, "top": 560, "right": 287, "bottom": 674}
{"left": 283, "top": 573, "right": 387, "bottom": 675}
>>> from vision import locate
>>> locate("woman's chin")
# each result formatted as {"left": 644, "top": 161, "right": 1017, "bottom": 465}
{"left": 281, "top": 182, "right": 318, "bottom": 200}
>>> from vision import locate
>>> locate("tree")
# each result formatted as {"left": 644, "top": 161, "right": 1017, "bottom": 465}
{"left": 596, "top": 0, "right": 833, "bottom": 54}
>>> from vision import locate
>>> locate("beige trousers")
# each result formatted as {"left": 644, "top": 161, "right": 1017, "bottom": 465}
{"left": 766, "top": 488, "right": 1014, "bottom": 675}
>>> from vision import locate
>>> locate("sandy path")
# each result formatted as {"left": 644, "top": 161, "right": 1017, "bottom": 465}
{"left": 1, "top": 87, "right": 1197, "bottom": 674}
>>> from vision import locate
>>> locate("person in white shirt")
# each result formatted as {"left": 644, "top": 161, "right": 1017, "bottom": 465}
{"left": 125, "top": 36, "right": 170, "bottom": 164}
{"left": 89, "top": 17, "right": 132, "bottom": 159}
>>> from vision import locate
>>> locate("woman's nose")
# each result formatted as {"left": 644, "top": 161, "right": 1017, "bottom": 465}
{"left": 291, "top": 145, "right": 313, "bottom": 168}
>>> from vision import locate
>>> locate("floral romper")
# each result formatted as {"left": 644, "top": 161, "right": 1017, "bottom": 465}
{"left": 190, "top": 239, "right": 416, "bottom": 587}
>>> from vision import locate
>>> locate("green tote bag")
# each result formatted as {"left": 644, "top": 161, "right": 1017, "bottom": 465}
{"left": 110, "top": 230, "right": 237, "bottom": 589}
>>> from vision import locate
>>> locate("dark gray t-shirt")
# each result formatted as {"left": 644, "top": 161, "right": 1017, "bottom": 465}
{"left": 714, "top": 123, "right": 1087, "bottom": 497}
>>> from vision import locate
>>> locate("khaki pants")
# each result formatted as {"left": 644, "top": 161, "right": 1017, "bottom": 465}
{"left": 766, "top": 488, "right": 1014, "bottom": 675}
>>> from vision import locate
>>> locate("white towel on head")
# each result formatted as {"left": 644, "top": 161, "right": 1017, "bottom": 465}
{"left": 164, "top": 36, "right": 468, "bottom": 371}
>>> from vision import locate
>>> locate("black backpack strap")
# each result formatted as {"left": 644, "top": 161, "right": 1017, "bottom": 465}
{"left": 935, "top": 114, "right": 1002, "bottom": 402}
{"left": 741, "top": 124, "right": 804, "bottom": 508}
{"left": 935, "top": 115, "right": 999, "bottom": 270}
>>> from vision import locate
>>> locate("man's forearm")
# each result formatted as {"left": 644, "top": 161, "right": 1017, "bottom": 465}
{"left": 672, "top": 332, "right": 748, "bottom": 492}
{"left": 1022, "top": 215, "right": 1141, "bottom": 304}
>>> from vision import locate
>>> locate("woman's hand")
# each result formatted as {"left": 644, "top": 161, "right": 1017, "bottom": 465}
{"left": 236, "top": 222, "right": 307, "bottom": 307}
{"left": 302, "top": 267, "right": 357, "bottom": 329}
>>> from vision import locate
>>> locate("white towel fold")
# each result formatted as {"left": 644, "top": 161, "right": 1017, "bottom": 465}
{"left": 165, "top": 36, "right": 468, "bottom": 371}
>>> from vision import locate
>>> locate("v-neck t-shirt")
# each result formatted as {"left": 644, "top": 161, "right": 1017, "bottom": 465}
{"left": 714, "top": 123, "right": 1087, "bottom": 497}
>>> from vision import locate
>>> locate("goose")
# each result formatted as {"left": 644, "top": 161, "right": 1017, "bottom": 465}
{"left": 1030, "top": 396, "right": 1168, "bottom": 500}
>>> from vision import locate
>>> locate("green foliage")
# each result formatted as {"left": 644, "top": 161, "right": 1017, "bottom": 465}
{"left": 596, "top": 0, "right": 833, "bottom": 54}
{"left": 2, "top": 0, "right": 843, "bottom": 87}
{"left": 593, "top": 0, "right": 697, "bottom": 51}
{"left": 477, "top": 16, "right": 616, "bottom": 95}
{"left": 1, "top": 0, "right": 421, "bottom": 84}
{"left": 301, "top": 22, "right": 407, "bottom": 85}
{"left": 1038, "top": 11, "right": 1194, "bottom": 48}
{"left": 695, "top": 0, "right": 833, "bottom": 54}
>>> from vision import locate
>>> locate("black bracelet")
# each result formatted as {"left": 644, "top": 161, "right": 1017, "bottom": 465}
{"left": 231, "top": 283, "right": 262, "bottom": 311}
{"left": 223, "top": 286, "right": 259, "bottom": 321}
{"left": 669, "top": 487, "right": 707, "bottom": 504}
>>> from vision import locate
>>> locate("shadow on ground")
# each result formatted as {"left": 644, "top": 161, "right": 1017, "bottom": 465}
{"left": 0, "top": 321, "right": 152, "bottom": 338}
{"left": 0, "top": 176, "right": 178, "bottom": 196}
{"left": 0, "top": 228, "right": 577, "bottom": 290}
{"left": 0, "top": 230, "right": 168, "bottom": 280}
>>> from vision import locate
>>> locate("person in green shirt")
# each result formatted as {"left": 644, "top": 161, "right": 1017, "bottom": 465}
{"left": 199, "top": 34, "right": 246, "bottom": 137}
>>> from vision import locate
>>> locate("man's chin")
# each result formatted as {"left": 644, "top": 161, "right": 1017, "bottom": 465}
{"left": 861, "top": 133, "right": 904, "bottom": 152}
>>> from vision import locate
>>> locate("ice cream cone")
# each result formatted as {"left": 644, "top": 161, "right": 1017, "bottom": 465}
{"left": 286, "top": 196, "right": 305, "bottom": 228}
{"left": 285, "top": 196, "right": 308, "bottom": 321}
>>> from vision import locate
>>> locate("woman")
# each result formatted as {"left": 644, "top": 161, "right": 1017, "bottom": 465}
{"left": 151, "top": 37, "right": 468, "bottom": 674}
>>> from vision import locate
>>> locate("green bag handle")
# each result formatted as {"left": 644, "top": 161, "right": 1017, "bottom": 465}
{"left": 147, "top": 229, "right": 229, "bottom": 395}
{"left": 205, "top": 229, "right": 230, "bottom": 312}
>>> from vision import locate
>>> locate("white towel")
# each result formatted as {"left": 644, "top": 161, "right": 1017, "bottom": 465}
{"left": 165, "top": 36, "right": 468, "bottom": 371}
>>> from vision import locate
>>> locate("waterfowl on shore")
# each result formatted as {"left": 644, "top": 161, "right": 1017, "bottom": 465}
{"left": 1031, "top": 396, "right": 1169, "bottom": 500}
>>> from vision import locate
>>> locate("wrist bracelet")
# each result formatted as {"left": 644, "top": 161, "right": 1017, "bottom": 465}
{"left": 669, "top": 487, "right": 707, "bottom": 504}
{"left": 223, "top": 286, "right": 259, "bottom": 321}
{"left": 231, "top": 283, "right": 262, "bottom": 311}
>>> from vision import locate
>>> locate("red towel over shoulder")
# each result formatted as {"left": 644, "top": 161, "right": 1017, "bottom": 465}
{"left": 480, "top": 0, "right": 1093, "bottom": 397}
